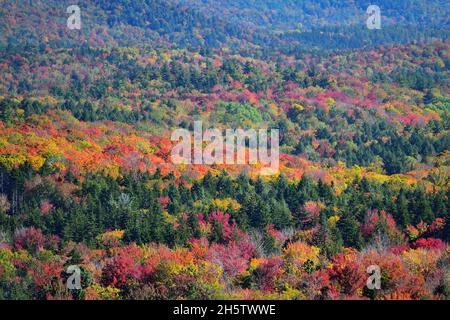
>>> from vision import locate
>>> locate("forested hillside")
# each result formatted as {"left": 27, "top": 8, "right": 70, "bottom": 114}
{"left": 1, "top": 0, "right": 448, "bottom": 52}
{"left": 0, "top": 1, "right": 449, "bottom": 300}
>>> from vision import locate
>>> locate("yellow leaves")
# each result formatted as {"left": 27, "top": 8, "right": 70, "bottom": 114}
{"left": 199, "top": 221, "right": 212, "bottom": 238}
{"left": 135, "top": 139, "right": 156, "bottom": 155}
{"left": 387, "top": 174, "right": 415, "bottom": 187}
{"left": 402, "top": 248, "right": 441, "bottom": 277}
{"left": 211, "top": 198, "right": 241, "bottom": 211}
{"left": 119, "top": 104, "right": 133, "bottom": 113}
{"left": 365, "top": 171, "right": 390, "bottom": 184}
{"left": 98, "top": 230, "right": 125, "bottom": 242}
{"left": 39, "top": 95, "right": 59, "bottom": 106}
{"left": 0, "top": 154, "right": 27, "bottom": 170}
{"left": 427, "top": 167, "right": 450, "bottom": 190}
{"left": 326, "top": 97, "right": 336, "bottom": 107}
{"left": 268, "top": 103, "right": 280, "bottom": 117}
{"left": 0, "top": 248, "right": 16, "bottom": 279}
{"left": 355, "top": 288, "right": 364, "bottom": 297}
{"left": 85, "top": 284, "right": 121, "bottom": 300}
{"left": 76, "top": 140, "right": 93, "bottom": 151}
{"left": 96, "top": 230, "right": 125, "bottom": 249}
{"left": 41, "top": 139, "right": 63, "bottom": 158}
{"left": 348, "top": 165, "right": 364, "bottom": 178}
{"left": 294, "top": 229, "right": 316, "bottom": 243}
{"left": 144, "top": 179, "right": 162, "bottom": 191}
{"left": 28, "top": 155, "right": 45, "bottom": 170}
{"left": 280, "top": 285, "right": 305, "bottom": 300}
{"left": 163, "top": 211, "right": 177, "bottom": 224}
{"left": 292, "top": 103, "right": 304, "bottom": 111}
{"left": 192, "top": 200, "right": 204, "bottom": 211}
{"left": 195, "top": 198, "right": 242, "bottom": 216}
{"left": 15, "top": 108, "right": 25, "bottom": 118}
{"left": 160, "top": 53, "right": 171, "bottom": 62}
{"left": 249, "top": 258, "right": 264, "bottom": 270}
{"left": 0, "top": 137, "right": 9, "bottom": 148}
{"left": 7, "top": 132, "right": 25, "bottom": 145}
{"left": 147, "top": 56, "right": 157, "bottom": 64}
{"left": 329, "top": 162, "right": 416, "bottom": 195}
{"left": 152, "top": 100, "right": 161, "bottom": 110}
{"left": 183, "top": 262, "right": 200, "bottom": 277}
{"left": 328, "top": 215, "right": 340, "bottom": 228}
{"left": 159, "top": 255, "right": 194, "bottom": 276}
{"left": 283, "top": 242, "right": 320, "bottom": 265}
{"left": 101, "top": 163, "right": 121, "bottom": 179}
{"left": 11, "top": 97, "right": 22, "bottom": 104}
{"left": 149, "top": 79, "right": 166, "bottom": 89}
{"left": 385, "top": 104, "right": 401, "bottom": 115}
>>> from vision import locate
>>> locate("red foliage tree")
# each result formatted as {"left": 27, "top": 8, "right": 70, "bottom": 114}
{"left": 328, "top": 249, "right": 366, "bottom": 297}
{"left": 14, "top": 227, "right": 46, "bottom": 253}
{"left": 411, "top": 238, "right": 445, "bottom": 250}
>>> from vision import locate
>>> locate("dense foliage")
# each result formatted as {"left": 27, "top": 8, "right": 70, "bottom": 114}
{"left": 0, "top": 0, "right": 449, "bottom": 300}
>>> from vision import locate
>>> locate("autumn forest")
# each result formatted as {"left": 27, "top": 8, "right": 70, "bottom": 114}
{"left": 0, "top": 0, "right": 449, "bottom": 301}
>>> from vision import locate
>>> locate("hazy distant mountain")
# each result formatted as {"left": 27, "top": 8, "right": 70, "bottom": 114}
{"left": 1, "top": 0, "right": 448, "bottom": 52}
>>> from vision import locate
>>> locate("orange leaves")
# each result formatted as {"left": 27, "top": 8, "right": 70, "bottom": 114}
{"left": 243, "top": 89, "right": 259, "bottom": 105}
{"left": 0, "top": 105, "right": 439, "bottom": 186}
{"left": 402, "top": 248, "right": 442, "bottom": 278}
{"left": 360, "top": 249, "right": 426, "bottom": 299}
{"left": 82, "top": 127, "right": 102, "bottom": 138}
{"left": 97, "top": 230, "right": 125, "bottom": 249}
{"left": 327, "top": 248, "right": 366, "bottom": 297}
{"left": 2, "top": 227, "right": 448, "bottom": 300}
{"left": 0, "top": 111, "right": 163, "bottom": 176}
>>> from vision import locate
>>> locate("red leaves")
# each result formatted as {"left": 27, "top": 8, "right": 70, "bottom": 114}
{"left": 158, "top": 197, "right": 170, "bottom": 210}
{"left": 82, "top": 127, "right": 102, "bottom": 138}
{"left": 210, "top": 210, "right": 235, "bottom": 239}
{"left": 406, "top": 218, "right": 445, "bottom": 241}
{"left": 101, "top": 251, "right": 145, "bottom": 289}
{"left": 302, "top": 201, "right": 323, "bottom": 225}
{"left": 328, "top": 250, "right": 366, "bottom": 296}
{"left": 398, "top": 113, "right": 423, "bottom": 126}
{"left": 14, "top": 227, "right": 46, "bottom": 252}
{"left": 200, "top": 210, "right": 237, "bottom": 242}
{"left": 209, "top": 241, "right": 251, "bottom": 277}
{"left": 40, "top": 201, "right": 54, "bottom": 215}
{"left": 3, "top": 225, "right": 448, "bottom": 300}
{"left": 252, "top": 257, "right": 284, "bottom": 292}
{"left": 303, "top": 270, "right": 334, "bottom": 300}
{"left": 429, "top": 218, "right": 445, "bottom": 233}
{"left": 361, "top": 209, "right": 399, "bottom": 240}
{"left": 360, "top": 250, "right": 427, "bottom": 300}
{"left": 266, "top": 224, "right": 289, "bottom": 246}
{"left": 411, "top": 238, "right": 445, "bottom": 250}
{"left": 202, "top": 230, "right": 255, "bottom": 277}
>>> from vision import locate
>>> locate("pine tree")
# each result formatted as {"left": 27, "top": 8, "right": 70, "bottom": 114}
{"left": 395, "top": 188, "right": 411, "bottom": 227}
{"left": 337, "top": 213, "right": 363, "bottom": 249}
